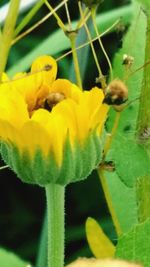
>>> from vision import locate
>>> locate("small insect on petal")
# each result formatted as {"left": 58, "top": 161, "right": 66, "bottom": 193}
{"left": 43, "top": 64, "right": 52, "bottom": 71}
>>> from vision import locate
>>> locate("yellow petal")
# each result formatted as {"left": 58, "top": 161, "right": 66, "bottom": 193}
{"left": 0, "top": 119, "right": 20, "bottom": 146}
{"left": 19, "top": 121, "right": 51, "bottom": 157}
{"left": 29, "top": 109, "right": 68, "bottom": 166}
{"left": 12, "top": 72, "right": 42, "bottom": 112}
{"left": 97, "top": 103, "right": 109, "bottom": 134}
{"left": 49, "top": 79, "right": 82, "bottom": 102}
{"left": 52, "top": 99, "right": 78, "bottom": 145}
{"left": 46, "top": 114, "right": 68, "bottom": 166}
{"left": 0, "top": 89, "right": 29, "bottom": 128}
{"left": 80, "top": 88, "right": 109, "bottom": 134}
{"left": 1, "top": 73, "right": 9, "bottom": 82}
{"left": 31, "top": 108, "right": 51, "bottom": 126}
{"left": 31, "top": 55, "right": 57, "bottom": 86}
{"left": 86, "top": 217, "right": 115, "bottom": 259}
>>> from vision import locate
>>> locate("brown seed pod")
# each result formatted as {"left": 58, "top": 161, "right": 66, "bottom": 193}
{"left": 103, "top": 79, "right": 128, "bottom": 106}
{"left": 44, "top": 92, "right": 66, "bottom": 111}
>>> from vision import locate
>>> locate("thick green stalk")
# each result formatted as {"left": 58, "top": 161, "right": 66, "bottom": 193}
{"left": 0, "top": 0, "right": 20, "bottom": 81}
{"left": 137, "top": 17, "right": 150, "bottom": 142}
{"left": 136, "top": 12, "right": 150, "bottom": 222}
{"left": 45, "top": 184, "right": 65, "bottom": 267}
{"left": 14, "top": 0, "right": 45, "bottom": 37}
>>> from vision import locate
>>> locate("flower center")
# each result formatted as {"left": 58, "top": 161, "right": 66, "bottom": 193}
{"left": 43, "top": 92, "right": 66, "bottom": 111}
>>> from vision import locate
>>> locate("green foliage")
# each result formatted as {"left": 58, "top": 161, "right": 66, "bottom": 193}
{"left": 116, "top": 219, "right": 150, "bottom": 266}
{"left": 106, "top": 1, "right": 149, "bottom": 187}
{"left": 137, "top": 0, "right": 150, "bottom": 11}
{"left": 0, "top": 248, "right": 30, "bottom": 267}
{"left": 104, "top": 1, "right": 150, "bottom": 266}
{"left": 104, "top": 172, "right": 138, "bottom": 233}
{"left": 136, "top": 176, "right": 150, "bottom": 222}
{"left": 0, "top": 0, "right": 142, "bottom": 265}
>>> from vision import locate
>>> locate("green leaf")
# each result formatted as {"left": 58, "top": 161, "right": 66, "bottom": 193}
{"left": 86, "top": 217, "right": 115, "bottom": 258}
{"left": 103, "top": 172, "right": 138, "bottom": 233}
{"left": 136, "top": 176, "right": 150, "bottom": 223}
{"left": 116, "top": 218, "right": 150, "bottom": 266}
{"left": 106, "top": 0, "right": 150, "bottom": 187}
{"left": 137, "top": 0, "right": 150, "bottom": 11}
{"left": 0, "top": 248, "right": 30, "bottom": 267}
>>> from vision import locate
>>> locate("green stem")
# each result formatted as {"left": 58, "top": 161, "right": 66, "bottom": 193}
{"left": 44, "top": 0, "right": 66, "bottom": 32}
{"left": 98, "top": 169, "right": 122, "bottom": 237}
{"left": 136, "top": 10, "right": 150, "bottom": 222}
{"left": 98, "top": 112, "right": 122, "bottom": 236}
{"left": 70, "top": 33, "right": 82, "bottom": 89}
{"left": 0, "top": 0, "right": 20, "bottom": 81}
{"left": 14, "top": 0, "right": 45, "bottom": 37}
{"left": 78, "top": 1, "right": 105, "bottom": 88}
{"left": 45, "top": 184, "right": 65, "bottom": 267}
{"left": 137, "top": 17, "right": 150, "bottom": 142}
{"left": 91, "top": 7, "right": 113, "bottom": 81}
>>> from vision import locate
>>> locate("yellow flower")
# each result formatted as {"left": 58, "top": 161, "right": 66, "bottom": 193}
{"left": 0, "top": 55, "right": 109, "bottom": 186}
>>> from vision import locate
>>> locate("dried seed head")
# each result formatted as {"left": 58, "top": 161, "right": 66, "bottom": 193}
{"left": 103, "top": 79, "right": 128, "bottom": 106}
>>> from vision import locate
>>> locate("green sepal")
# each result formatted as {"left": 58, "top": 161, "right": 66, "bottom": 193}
{"left": 0, "top": 131, "right": 103, "bottom": 186}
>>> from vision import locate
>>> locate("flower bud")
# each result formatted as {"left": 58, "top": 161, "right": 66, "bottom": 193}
{"left": 0, "top": 56, "right": 109, "bottom": 186}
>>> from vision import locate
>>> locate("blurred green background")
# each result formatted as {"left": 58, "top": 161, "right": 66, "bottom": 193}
{"left": 0, "top": 0, "right": 131, "bottom": 265}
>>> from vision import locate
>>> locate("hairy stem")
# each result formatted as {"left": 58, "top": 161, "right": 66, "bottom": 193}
{"left": 45, "top": 184, "right": 65, "bottom": 267}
